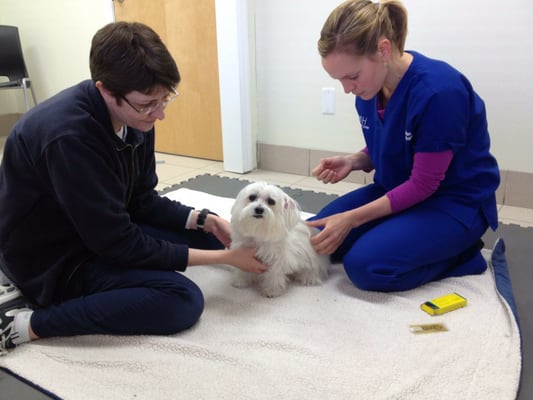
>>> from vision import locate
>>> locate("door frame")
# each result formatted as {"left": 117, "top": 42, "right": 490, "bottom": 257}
{"left": 215, "top": 0, "right": 256, "bottom": 173}
{"left": 110, "top": 0, "right": 256, "bottom": 173}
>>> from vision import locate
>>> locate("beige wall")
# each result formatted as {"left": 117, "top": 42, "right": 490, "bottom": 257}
{"left": 0, "top": 0, "right": 113, "bottom": 115}
{"left": 255, "top": 0, "right": 533, "bottom": 174}
{"left": 1, "top": 0, "right": 532, "bottom": 174}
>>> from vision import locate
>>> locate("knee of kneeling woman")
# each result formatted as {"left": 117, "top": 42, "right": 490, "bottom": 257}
{"left": 345, "top": 266, "right": 379, "bottom": 291}
{"left": 164, "top": 286, "right": 205, "bottom": 334}
{"left": 344, "top": 262, "right": 400, "bottom": 292}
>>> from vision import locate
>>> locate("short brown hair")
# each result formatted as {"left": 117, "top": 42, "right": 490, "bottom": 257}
{"left": 318, "top": 0, "right": 408, "bottom": 58}
{"left": 90, "top": 21, "right": 180, "bottom": 98}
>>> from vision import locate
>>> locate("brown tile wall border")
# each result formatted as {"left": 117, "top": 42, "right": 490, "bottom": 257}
{"left": 257, "top": 142, "right": 533, "bottom": 209}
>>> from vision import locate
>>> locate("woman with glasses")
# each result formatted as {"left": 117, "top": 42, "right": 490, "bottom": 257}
{"left": 0, "top": 21, "right": 267, "bottom": 353}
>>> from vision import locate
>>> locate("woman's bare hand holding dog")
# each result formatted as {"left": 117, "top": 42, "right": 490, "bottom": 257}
{"left": 204, "top": 214, "right": 232, "bottom": 248}
{"left": 307, "top": 212, "right": 354, "bottom": 255}
{"left": 307, "top": 196, "right": 392, "bottom": 255}
{"left": 188, "top": 247, "right": 268, "bottom": 274}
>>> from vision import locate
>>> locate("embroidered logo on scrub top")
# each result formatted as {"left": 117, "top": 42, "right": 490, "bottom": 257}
{"left": 360, "top": 116, "right": 370, "bottom": 130}
{"left": 405, "top": 131, "right": 413, "bottom": 141}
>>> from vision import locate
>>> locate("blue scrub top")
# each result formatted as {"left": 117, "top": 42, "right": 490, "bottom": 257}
{"left": 356, "top": 51, "right": 499, "bottom": 230}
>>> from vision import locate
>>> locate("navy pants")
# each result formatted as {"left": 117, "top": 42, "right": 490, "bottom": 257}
{"left": 31, "top": 226, "right": 224, "bottom": 338}
{"left": 310, "top": 184, "right": 489, "bottom": 292}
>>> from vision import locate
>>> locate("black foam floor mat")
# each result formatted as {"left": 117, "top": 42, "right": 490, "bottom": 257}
{"left": 160, "top": 174, "right": 338, "bottom": 215}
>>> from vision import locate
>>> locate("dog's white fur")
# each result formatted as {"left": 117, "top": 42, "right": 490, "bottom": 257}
{"left": 230, "top": 181, "right": 329, "bottom": 297}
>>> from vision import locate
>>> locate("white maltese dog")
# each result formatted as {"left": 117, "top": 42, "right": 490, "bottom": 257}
{"left": 230, "top": 181, "right": 329, "bottom": 297}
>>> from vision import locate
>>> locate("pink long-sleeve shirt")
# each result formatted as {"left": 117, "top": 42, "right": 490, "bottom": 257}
{"left": 361, "top": 147, "right": 453, "bottom": 213}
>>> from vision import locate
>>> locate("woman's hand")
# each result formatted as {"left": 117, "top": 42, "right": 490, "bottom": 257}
{"left": 307, "top": 213, "right": 354, "bottom": 255}
{"left": 227, "top": 246, "right": 269, "bottom": 273}
{"left": 306, "top": 196, "right": 393, "bottom": 255}
{"left": 188, "top": 246, "right": 268, "bottom": 274}
{"left": 312, "top": 156, "right": 354, "bottom": 184}
{"left": 204, "top": 214, "right": 232, "bottom": 248}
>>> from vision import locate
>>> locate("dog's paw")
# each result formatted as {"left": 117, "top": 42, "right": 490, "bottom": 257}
{"left": 294, "top": 271, "right": 323, "bottom": 286}
{"left": 260, "top": 284, "right": 286, "bottom": 298}
{"left": 231, "top": 275, "right": 253, "bottom": 289}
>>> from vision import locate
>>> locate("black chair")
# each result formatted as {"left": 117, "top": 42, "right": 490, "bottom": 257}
{"left": 0, "top": 25, "right": 37, "bottom": 111}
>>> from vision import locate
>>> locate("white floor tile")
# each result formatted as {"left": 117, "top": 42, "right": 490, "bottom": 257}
{"left": 155, "top": 152, "right": 219, "bottom": 169}
{"left": 291, "top": 176, "right": 363, "bottom": 195}
{"left": 218, "top": 170, "right": 307, "bottom": 187}
{"left": 499, "top": 205, "right": 533, "bottom": 228}
{"left": 156, "top": 163, "right": 196, "bottom": 182}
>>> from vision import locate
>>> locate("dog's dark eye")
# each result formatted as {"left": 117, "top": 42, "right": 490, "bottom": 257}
{"left": 267, "top": 198, "right": 276, "bottom": 206}
{"left": 248, "top": 194, "right": 257, "bottom": 202}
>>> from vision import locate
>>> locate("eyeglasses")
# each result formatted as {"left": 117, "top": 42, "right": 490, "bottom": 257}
{"left": 122, "top": 87, "right": 179, "bottom": 115}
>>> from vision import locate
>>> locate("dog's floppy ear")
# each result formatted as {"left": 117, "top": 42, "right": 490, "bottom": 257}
{"left": 283, "top": 195, "right": 301, "bottom": 228}
{"left": 230, "top": 187, "right": 246, "bottom": 218}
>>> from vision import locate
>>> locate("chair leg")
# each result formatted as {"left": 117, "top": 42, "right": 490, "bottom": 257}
{"left": 29, "top": 81, "right": 37, "bottom": 107}
{"left": 21, "top": 78, "right": 36, "bottom": 111}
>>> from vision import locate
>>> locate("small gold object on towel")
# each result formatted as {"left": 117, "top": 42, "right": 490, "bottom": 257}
{"left": 409, "top": 323, "right": 448, "bottom": 334}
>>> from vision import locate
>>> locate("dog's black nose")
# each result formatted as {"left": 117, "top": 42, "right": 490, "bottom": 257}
{"left": 254, "top": 207, "right": 264, "bottom": 215}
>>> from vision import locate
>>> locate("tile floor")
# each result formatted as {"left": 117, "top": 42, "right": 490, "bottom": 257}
{"left": 154, "top": 152, "right": 533, "bottom": 228}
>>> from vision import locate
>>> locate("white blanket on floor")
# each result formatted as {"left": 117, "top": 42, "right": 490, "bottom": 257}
{"left": 0, "top": 189, "right": 521, "bottom": 400}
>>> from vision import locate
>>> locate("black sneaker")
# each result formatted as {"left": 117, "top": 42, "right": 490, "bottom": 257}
{"left": 0, "top": 283, "right": 22, "bottom": 305}
{"left": 0, "top": 297, "right": 32, "bottom": 354}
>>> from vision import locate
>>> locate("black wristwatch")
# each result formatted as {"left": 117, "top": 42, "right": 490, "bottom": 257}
{"left": 196, "top": 208, "right": 210, "bottom": 233}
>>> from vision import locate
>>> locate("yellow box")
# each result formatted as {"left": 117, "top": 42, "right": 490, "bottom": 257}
{"left": 421, "top": 292, "right": 467, "bottom": 316}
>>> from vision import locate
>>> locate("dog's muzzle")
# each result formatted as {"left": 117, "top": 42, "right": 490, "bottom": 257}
{"left": 253, "top": 206, "right": 264, "bottom": 218}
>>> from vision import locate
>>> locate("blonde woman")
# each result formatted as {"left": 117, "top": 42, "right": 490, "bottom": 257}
{"left": 309, "top": 0, "right": 499, "bottom": 292}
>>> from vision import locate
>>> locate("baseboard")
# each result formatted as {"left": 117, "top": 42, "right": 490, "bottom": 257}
{"left": 257, "top": 142, "right": 533, "bottom": 209}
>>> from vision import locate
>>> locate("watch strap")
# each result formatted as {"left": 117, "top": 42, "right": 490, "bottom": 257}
{"left": 196, "top": 208, "right": 210, "bottom": 233}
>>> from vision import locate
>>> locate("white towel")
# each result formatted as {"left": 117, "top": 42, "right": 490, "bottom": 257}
{"left": 0, "top": 188, "right": 521, "bottom": 400}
